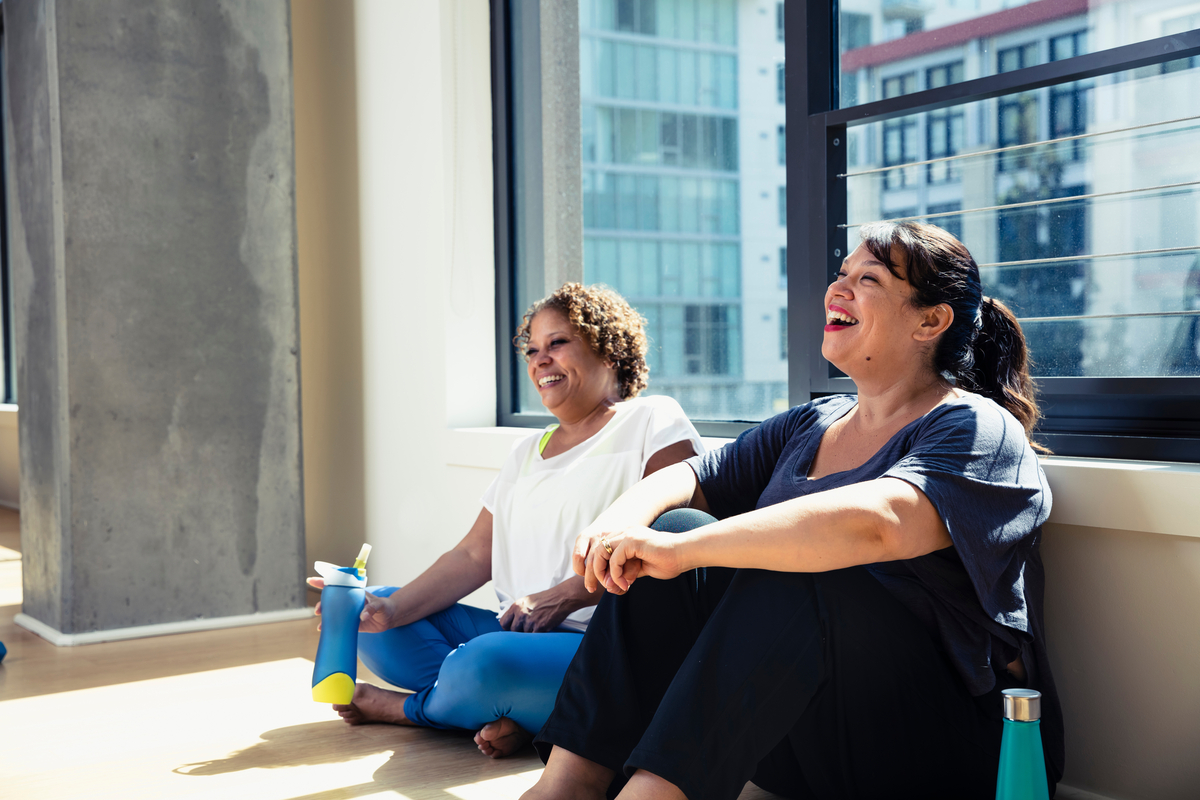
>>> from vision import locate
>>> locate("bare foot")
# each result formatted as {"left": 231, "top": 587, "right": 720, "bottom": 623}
{"left": 332, "top": 682, "right": 416, "bottom": 726}
{"left": 519, "top": 745, "right": 612, "bottom": 800}
{"left": 474, "top": 717, "right": 532, "bottom": 758}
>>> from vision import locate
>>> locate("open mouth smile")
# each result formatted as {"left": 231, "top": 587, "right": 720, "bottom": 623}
{"left": 825, "top": 306, "right": 859, "bottom": 330}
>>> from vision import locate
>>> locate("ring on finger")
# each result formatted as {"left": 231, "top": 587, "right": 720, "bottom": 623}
{"left": 600, "top": 537, "right": 613, "bottom": 555}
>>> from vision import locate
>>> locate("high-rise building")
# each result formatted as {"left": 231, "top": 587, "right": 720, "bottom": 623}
{"left": 579, "top": 0, "right": 787, "bottom": 421}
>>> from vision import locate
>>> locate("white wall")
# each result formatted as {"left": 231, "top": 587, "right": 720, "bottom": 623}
{"left": 353, "top": 0, "right": 498, "bottom": 607}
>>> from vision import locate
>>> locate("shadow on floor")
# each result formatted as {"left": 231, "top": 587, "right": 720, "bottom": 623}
{"left": 175, "top": 719, "right": 543, "bottom": 800}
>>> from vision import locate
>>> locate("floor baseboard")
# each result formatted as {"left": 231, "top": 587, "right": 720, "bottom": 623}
{"left": 14, "top": 606, "right": 316, "bottom": 646}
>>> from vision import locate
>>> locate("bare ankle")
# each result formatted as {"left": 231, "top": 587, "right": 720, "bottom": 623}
{"left": 521, "top": 746, "right": 612, "bottom": 800}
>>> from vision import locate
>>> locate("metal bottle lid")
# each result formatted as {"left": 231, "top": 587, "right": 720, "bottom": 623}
{"left": 1002, "top": 688, "right": 1042, "bottom": 721}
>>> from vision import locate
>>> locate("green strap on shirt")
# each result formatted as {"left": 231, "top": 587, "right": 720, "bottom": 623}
{"left": 538, "top": 424, "right": 559, "bottom": 456}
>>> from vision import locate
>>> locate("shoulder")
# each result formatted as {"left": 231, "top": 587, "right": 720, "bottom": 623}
{"left": 500, "top": 425, "right": 552, "bottom": 468}
{"left": 767, "top": 394, "right": 856, "bottom": 435}
{"left": 916, "top": 392, "right": 1027, "bottom": 448}
{"left": 623, "top": 394, "right": 688, "bottom": 418}
{"left": 895, "top": 393, "right": 1042, "bottom": 481}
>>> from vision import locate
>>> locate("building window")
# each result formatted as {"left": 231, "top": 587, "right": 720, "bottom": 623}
{"left": 840, "top": 12, "right": 871, "bottom": 52}
{"left": 926, "top": 62, "right": 964, "bottom": 183}
{"left": 926, "top": 202, "right": 962, "bottom": 242}
{"left": 1049, "top": 32, "right": 1090, "bottom": 161}
{"left": 779, "top": 246, "right": 787, "bottom": 290}
{"left": 780, "top": 307, "right": 788, "bottom": 360}
{"left": 776, "top": 2, "right": 785, "bottom": 43}
{"left": 777, "top": 124, "right": 786, "bottom": 166}
{"left": 684, "top": 304, "right": 735, "bottom": 375}
{"left": 881, "top": 73, "right": 917, "bottom": 189}
{"left": 997, "top": 43, "right": 1040, "bottom": 171}
{"left": 778, "top": 186, "right": 786, "bottom": 226}
{"left": 776, "top": 62, "right": 785, "bottom": 104}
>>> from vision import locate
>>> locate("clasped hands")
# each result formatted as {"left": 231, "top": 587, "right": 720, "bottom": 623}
{"left": 572, "top": 523, "right": 688, "bottom": 595}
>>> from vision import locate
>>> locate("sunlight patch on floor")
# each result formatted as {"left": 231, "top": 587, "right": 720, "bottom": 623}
{"left": 0, "top": 656, "right": 538, "bottom": 800}
{"left": 446, "top": 769, "right": 543, "bottom": 800}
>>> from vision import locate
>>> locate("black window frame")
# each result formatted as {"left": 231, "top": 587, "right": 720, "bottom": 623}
{"left": 492, "top": 0, "right": 1200, "bottom": 458}
{"left": 790, "top": 3, "right": 1200, "bottom": 462}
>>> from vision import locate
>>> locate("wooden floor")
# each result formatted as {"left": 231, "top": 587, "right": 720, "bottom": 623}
{"left": 0, "top": 510, "right": 773, "bottom": 800}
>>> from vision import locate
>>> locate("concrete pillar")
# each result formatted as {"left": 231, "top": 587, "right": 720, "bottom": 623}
{"left": 4, "top": 0, "right": 306, "bottom": 642}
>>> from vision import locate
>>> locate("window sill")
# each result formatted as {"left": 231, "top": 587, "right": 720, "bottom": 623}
{"left": 446, "top": 428, "right": 1200, "bottom": 539}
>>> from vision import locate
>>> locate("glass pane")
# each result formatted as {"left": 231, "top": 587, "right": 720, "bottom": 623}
{"left": 573, "top": 0, "right": 785, "bottom": 420}
{"left": 839, "top": 0, "right": 1200, "bottom": 109}
{"left": 843, "top": 56, "right": 1200, "bottom": 378}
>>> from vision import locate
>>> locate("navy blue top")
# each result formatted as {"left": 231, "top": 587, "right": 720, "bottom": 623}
{"left": 685, "top": 393, "right": 1063, "bottom": 781}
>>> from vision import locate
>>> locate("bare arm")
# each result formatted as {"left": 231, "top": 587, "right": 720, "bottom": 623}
{"left": 572, "top": 462, "right": 707, "bottom": 592}
{"left": 592, "top": 477, "right": 952, "bottom": 593}
{"left": 642, "top": 439, "right": 697, "bottom": 477}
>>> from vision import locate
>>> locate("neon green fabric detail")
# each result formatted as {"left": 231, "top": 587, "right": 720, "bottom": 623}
{"left": 538, "top": 425, "right": 560, "bottom": 456}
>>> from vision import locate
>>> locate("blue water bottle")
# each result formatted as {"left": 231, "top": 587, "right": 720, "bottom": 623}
{"left": 995, "top": 688, "right": 1049, "bottom": 800}
{"left": 311, "top": 544, "right": 371, "bottom": 704}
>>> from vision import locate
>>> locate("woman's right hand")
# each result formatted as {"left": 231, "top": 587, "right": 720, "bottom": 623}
{"left": 306, "top": 577, "right": 396, "bottom": 633}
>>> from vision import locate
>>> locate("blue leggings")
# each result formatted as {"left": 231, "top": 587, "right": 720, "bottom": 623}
{"left": 356, "top": 586, "right": 583, "bottom": 733}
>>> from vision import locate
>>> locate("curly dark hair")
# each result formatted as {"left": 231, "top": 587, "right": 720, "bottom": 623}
{"left": 513, "top": 283, "right": 649, "bottom": 400}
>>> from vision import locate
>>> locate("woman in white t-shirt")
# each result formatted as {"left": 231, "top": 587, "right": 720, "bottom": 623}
{"left": 308, "top": 283, "right": 703, "bottom": 759}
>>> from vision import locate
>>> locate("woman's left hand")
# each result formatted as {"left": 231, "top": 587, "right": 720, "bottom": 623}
{"left": 499, "top": 577, "right": 593, "bottom": 632}
{"left": 590, "top": 526, "right": 689, "bottom": 594}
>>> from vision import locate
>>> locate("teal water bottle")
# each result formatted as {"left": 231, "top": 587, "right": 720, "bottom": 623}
{"left": 311, "top": 544, "right": 371, "bottom": 704}
{"left": 995, "top": 688, "right": 1049, "bottom": 800}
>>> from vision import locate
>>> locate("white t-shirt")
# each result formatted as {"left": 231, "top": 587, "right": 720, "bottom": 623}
{"left": 481, "top": 395, "right": 704, "bottom": 630}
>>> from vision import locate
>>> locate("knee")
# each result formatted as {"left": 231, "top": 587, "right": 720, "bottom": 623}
{"left": 652, "top": 508, "right": 717, "bottom": 534}
{"left": 438, "top": 632, "right": 525, "bottom": 696}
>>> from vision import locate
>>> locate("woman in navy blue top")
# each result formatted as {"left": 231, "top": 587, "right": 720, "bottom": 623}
{"left": 521, "top": 222, "right": 1062, "bottom": 800}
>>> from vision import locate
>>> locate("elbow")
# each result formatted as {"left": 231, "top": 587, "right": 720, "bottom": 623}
{"left": 870, "top": 505, "right": 914, "bottom": 561}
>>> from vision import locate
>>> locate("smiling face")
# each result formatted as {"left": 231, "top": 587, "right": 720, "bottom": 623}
{"left": 821, "top": 244, "right": 950, "bottom": 381}
{"left": 524, "top": 308, "right": 619, "bottom": 421}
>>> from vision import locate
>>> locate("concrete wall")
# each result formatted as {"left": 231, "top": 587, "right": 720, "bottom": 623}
{"left": 5, "top": 0, "right": 306, "bottom": 635}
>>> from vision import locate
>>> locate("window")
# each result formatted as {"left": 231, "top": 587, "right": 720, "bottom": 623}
{"left": 776, "top": 2, "right": 784, "bottom": 44}
{"left": 925, "top": 63, "right": 963, "bottom": 183}
{"left": 926, "top": 203, "right": 962, "bottom": 242}
{"left": 779, "top": 307, "right": 788, "bottom": 360}
{"left": 498, "top": 1, "right": 1200, "bottom": 456}
{"left": 1049, "top": 32, "right": 1090, "bottom": 161}
{"left": 881, "top": 73, "right": 917, "bottom": 189}
{"left": 997, "top": 44, "right": 1040, "bottom": 171}
{"left": 815, "top": 1, "right": 1200, "bottom": 461}
{"left": 501, "top": 0, "right": 784, "bottom": 426}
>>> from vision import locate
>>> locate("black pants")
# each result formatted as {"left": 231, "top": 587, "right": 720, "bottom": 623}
{"left": 534, "top": 510, "right": 1008, "bottom": 800}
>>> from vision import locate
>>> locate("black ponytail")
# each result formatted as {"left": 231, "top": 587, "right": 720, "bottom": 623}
{"left": 958, "top": 296, "right": 1043, "bottom": 444}
{"left": 858, "top": 221, "right": 1045, "bottom": 449}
